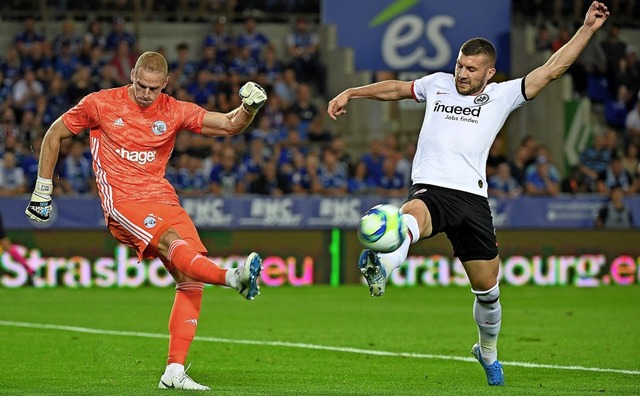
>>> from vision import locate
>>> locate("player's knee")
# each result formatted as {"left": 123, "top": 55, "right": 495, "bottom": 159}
{"left": 157, "top": 228, "right": 181, "bottom": 258}
{"left": 470, "top": 278, "right": 499, "bottom": 294}
{"left": 472, "top": 282, "right": 500, "bottom": 303}
{"left": 171, "top": 269, "right": 198, "bottom": 284}
{"left": 400, "top": 200, "right": 432, "bottom": 237}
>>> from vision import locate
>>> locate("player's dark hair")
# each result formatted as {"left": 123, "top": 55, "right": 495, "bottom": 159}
{"left": 460, "top": 38, "right": 496, "bottom": 66}
{"left": 133, "top": 51, "right": 168, "bottom": 76}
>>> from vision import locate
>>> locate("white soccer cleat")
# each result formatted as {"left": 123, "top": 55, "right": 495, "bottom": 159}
{"left": 158, "top": 369, "right": 211, "bottom": 391}
{"left": 235, "top": 252, "right": 263, "bottom": 300}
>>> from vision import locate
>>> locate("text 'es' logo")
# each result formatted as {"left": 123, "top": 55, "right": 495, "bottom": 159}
{"left": 433, "top": 101, "right": 482, "bottom": 117}
{"left": 115, "top": 147, "right": 157, "bottom": 165}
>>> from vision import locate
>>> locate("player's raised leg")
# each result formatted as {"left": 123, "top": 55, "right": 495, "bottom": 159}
{"left": 359, "top": 201, "right": 424, "bottom": 297}
{"left": 163, "top": 234, "right": 262, "bottom": 299}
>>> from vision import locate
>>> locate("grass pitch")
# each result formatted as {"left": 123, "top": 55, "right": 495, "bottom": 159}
{"left": 0, "top": 285, "right": 638, "bottom": 395}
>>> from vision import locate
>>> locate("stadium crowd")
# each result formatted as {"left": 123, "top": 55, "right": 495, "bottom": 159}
{"left": 0, "top": 6, "right": 639, "bottom": 202}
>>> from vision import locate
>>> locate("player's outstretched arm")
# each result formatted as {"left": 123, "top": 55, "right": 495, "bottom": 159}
{"left": 524, "top": 1, "right": 609, "bottom": 100}
{"left": 25, "top": 117, "right": 74, "bottom": 222}
{"left": 200, "top": 82, "right": 267, "bottom": 137}
{"left": 327, "top": 80, "right": 413, "bottom": 120}
{"left": 38, "top": 118, "right": 74, "bottom": 179}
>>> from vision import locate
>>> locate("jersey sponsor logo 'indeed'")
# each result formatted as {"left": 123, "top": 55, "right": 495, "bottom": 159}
{"left": 433, "top": 100, "right": 481, "bottom": 124}
{"left": 115, "top": 147, "right": 157, "bottom": 165}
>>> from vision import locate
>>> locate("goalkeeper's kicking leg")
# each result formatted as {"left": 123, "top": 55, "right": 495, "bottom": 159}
{"left": 152, "top": 226, "right": 262, "bottom": 391}
{"left": 104, "top": 203, "right": 262, "bottom": 391}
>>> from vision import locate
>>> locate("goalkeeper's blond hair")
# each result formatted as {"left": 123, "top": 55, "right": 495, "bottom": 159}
{"left": 133, "top": 51, "right": 168, "bottom": 77}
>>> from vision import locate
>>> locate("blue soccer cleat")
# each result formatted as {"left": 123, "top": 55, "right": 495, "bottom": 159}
{"left": 358, "top": 249, "right": 387, "bottom": 297}
{"left": 235, "top": 252, "right": 263, "bottom": 301}
{"left": 471, "top": 343, "right": 504, "bottom": 386}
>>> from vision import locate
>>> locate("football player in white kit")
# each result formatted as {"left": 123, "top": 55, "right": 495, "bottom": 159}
{"left": 327, "top": 1, "right": 609, "bottom": 387}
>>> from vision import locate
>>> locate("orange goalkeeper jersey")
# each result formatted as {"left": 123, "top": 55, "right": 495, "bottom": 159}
{"left": 62, "top": 86, "right": 207, "bottom": 215}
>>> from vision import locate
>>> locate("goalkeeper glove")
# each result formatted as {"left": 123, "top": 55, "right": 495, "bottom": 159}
{"left": 239, "top": 82, "right": 267, "bottom": 115}
{"left": 25, "top": 177, "right": 53, "bottom": 222}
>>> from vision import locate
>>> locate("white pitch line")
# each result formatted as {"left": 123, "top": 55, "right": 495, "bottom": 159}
{"left": 2, "top": 320, "right": 639, "bottom": 376}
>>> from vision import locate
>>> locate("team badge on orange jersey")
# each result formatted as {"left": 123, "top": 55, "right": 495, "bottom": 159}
{"left": 152, "top": 121, "right": 167, "bottom": 135}
{"left": 144, "top": 216, "right": 157, "bottom": 228}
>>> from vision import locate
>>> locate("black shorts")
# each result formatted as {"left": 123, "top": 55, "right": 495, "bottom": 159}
{"left": 406, "top": 184, "right": 498, "bottom": 262}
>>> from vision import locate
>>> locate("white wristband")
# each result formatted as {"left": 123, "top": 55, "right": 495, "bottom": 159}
{"left": 35, "top": 176, "right": 53, "bottom": 196}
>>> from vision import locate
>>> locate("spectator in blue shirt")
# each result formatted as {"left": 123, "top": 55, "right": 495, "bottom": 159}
{"left": 203, "top": 17, "right": 235, "bottom": 65}
{"left": 291, "top": 150, "right": 321, "bottom": 194}
{"left": 525, "top": 155, "right": 561, "bottom": 196}
{"left": 348, "top": 160, "right": 374, "bottom": 195}
{"left": 228, "top": 46, "right": 260, "bottom": 80}
{"left": 52, "top": 41, "right": 80, "bottom": 80}
{"left": 14, "top": 17, "right": 45, "bottom": 58}
{"left": 198, "top": 46, "right": 227, "bottom": 81}
{"left": 249, "top": 116, "right": 280, "bottom": 146}
{"left": 249, "top": 160, "right": 290, "bottom": 196}
{"left": 51, "top": 18, "right": 83, "bottom": 55}
{"left": 318, "top": 149, "right": 347, "bottom": 196}
{"left": 488, "top": 163, "right": 523, "bottom": 198}
{"left": 175, "top": 154, "right": 209, "bottom": 197}
{"left": 47, "top": 74, "right": 72, "bottom": 119}
{"left": 0, "top": 69, "right": 13, "bottom": 108}
{"left": 210, "top": 147, "right": 245, "bottom": 196}
{"left": 186, "top": 69, "right": 218, "bottom": 107}
{"left": 105, "top": 17, "right": 137, "bottom": 53}
{"left": 286, "top": 16, "right": 326, "bottom": 95}
{"left": 579, "top": 133, "right": 612, "bottom": 191}
{"left": 257, "top": 46, "right": 284, "bottom": 89}
{"left": 57, "top": 139, "right": 94, "bottom": 195}
{"left": 597, "top": 157, "right": 634, "bottom": 194}
{"left": 236, "top": 17, "right": 270, "bottom": 62}
{"left": 81, "top": 20, "right": 107, "bottom": 57}
{"left": 376, "top": 157, "right": 406, "bottom": 197}
{"left": 20, "top": 41, "right": 52, "bottom": 82}
{"left": 241, "top": 138, "right": 270, "bottom": 190}
{"left": 169, "top": 42, "right": 198, "bottom": 89}
{"left": 1, "top": 47, "right": 23, "bottom": 83}
{"left": 0, "top": 151, "right": 27, "bottom": 196}
{"left": 361, "top": 139, "right": 385, "bottom": 186}
{"left": 19, "top": 136, "right": 41, "bottom": 190}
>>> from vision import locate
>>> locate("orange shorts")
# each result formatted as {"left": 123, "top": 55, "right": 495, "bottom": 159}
{"left": 107, "top": 203, "right": 206, "bottom": 261}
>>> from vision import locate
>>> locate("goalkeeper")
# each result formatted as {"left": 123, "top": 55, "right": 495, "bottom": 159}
{"left": 25, "top": 51, "right": 267, "bottom": 391}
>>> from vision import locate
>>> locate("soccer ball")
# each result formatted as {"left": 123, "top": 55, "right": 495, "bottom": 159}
{"left": 357, "top": 204, "right": 407, "bottom": 253}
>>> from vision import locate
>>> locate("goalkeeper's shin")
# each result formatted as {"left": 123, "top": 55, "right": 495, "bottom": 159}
{"left": 25, "top": 177, "right": 53, "bottom": 222}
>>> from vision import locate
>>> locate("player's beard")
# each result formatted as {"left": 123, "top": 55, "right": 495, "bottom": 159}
{"left": 455, "top": 78, "right": 483, "bottom": 96}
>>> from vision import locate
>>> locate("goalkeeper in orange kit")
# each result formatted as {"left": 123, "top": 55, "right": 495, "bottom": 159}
{"left": 26, "top": 51, "right": 267, "bottom": 390}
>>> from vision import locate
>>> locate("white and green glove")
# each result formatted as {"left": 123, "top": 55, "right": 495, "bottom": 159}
{"left": 239, "top": 82, "right": 267, "bottom": 115}
{"left": 25, "top": 177, "right": 53, "bottom": 222}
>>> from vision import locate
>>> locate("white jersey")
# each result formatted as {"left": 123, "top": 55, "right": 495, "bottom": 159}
{"left": 411, "top": 72, "right": 528, "bottom": 197}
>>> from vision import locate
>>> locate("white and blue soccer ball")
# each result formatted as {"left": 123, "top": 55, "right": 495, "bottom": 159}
{"left": 357, "top": 204, "right": 407, "bottom": 253}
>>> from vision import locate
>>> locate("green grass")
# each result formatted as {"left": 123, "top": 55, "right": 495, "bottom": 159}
{"left": 0, "top": 285, "right": 638, "bottom": 395}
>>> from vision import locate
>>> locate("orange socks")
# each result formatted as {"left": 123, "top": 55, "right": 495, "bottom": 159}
{"left": 167, "top": 282, "right": 204, "bottom": 365}
{"left": 167, "top": 240, "right": 227, "bottom": 285}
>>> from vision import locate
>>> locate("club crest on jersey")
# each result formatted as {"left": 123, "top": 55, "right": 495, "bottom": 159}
{"left": 144, "top": 216, "right": 157, "bottom": 228}
{"left": 151, "top": 121, "right": 167, "bottom": 135}
{"left": 474, "top": 94, "right": 489, "bottom": 104}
